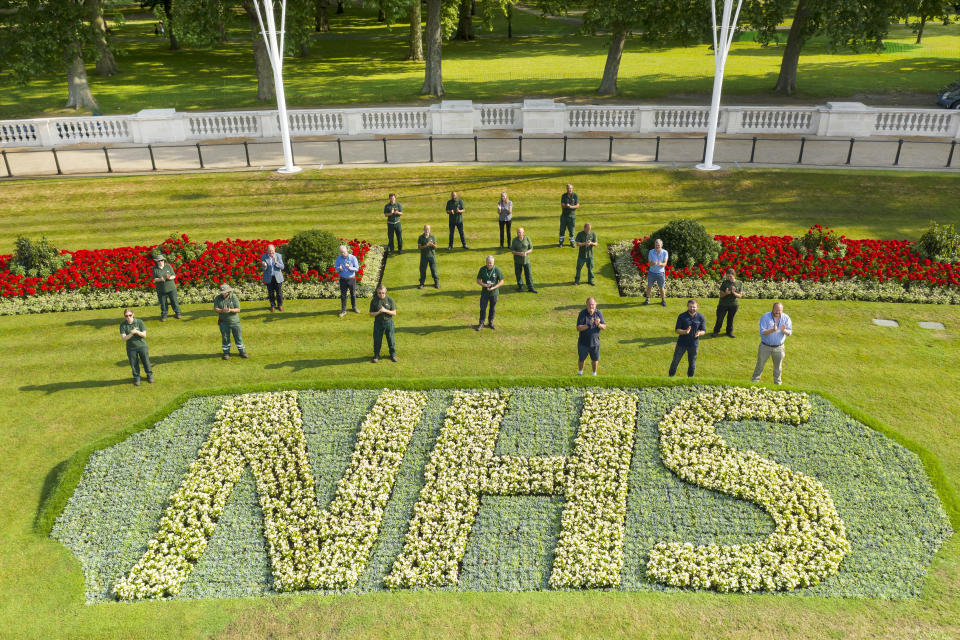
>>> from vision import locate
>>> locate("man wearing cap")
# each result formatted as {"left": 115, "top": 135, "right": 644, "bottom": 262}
{"left": 384, "top": 193, "right": 403, "bottom": 254}
{"left": 446, "top": 190, "right": 468, "bottom": 250}
{"left": 152, "top": 254, "right": 181, "bottom": 321}
{"left": 509, "top": 227, "right": 536, "bottom": 293}
{"left": 417, "top": 224, "right": 439, "bottom": 289}
{"left": 476, "top": 255, "right": 504, "bottom": 331}
{"left": 559, "top": 183, "right": 579, "bottom": 248}
{"left": 214, "top": 283, "right": 247, "bottom": 360}
{"left": 369, "top": 284, "right": 398, "bottom": 363}
{"left": 119, "top": 308, "right": 153, "bottom": 386}
{"left": 574, "top": 222, "right": 598, "bottom": 286}
{"left": 261, "top": 244, "right": 285, "bottom": 312}
{"left": 335, "top": 245, "right": 360, "bottom": 317}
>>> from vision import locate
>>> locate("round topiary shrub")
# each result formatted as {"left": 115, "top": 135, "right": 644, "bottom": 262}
{"left": 640, "top": 219, "right": 721, "bottom": 269}
{"left": 281, "top": 229, "right": 340, "bottom": 272}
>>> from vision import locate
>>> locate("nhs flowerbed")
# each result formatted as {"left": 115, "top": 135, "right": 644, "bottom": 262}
{"left": 53, "top": 385, "right": 951, "bottom": 602}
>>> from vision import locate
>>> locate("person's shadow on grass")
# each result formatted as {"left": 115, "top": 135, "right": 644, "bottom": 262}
{"left": 112, "top": 353, "right": 217, "bottom": 367}
{"left": 265, "top": 356, "right": 373, "bottom": 372}
{"left": 619, "top": 335, "right": 676, "bottom": 348}
{"left": 20, "top": 378, "right": 131, "bottom": 394}
{"left": 395, "top": 324, "right": 474, "bottom": 335}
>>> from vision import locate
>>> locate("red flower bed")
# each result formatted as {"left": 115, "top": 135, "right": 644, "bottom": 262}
{"left": 0, "top": 235, "right": 372, "bottom": 298}
{"left": 631, "top": 233, "right": 960, "bottom": 288}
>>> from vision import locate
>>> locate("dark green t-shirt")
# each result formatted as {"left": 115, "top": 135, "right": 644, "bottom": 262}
{"left": 153, "top": 264, "right": 177, "bottom": 294}
{"left": 384, "top": 202, "right": 402, "bottom": 224}
{"left": 510, "top": 236, "right": 532, "bottom": 265}
{"left": 718, "top": 280, "right": 742, "bottom": 307}
{"left": 561, "top": 192, "right": 579, "bottom": 215}
{"left": 575, "top": 231, "right": 597, "bottom": 259}
{"left": 446, "top": 198, "right": 465, "bottom": 225}
{"left": 214, "top": 293, "right": 241, "bottom": 325}
{"left": 477, "top": 265, "right": 504, "bottom": 298}
{"left": 120, "top": 318, "right": 146, "bottom": 348}
{"left": 369, "top": 294, "right": 396, "bottom": 325}
{"left": 418, "top": 234, "right": 437, "bottom": 259}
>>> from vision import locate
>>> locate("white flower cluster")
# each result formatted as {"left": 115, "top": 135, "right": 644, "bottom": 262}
{"left": 386, "top": 391, "right": 509, "bottom": 588}
{"left": 114, "top": 389, "right": 425, "bottom": 600}
{"left": 550, "top": 391, "right": 638, "bottom": 589}
{"left": 646, "top": 387, "right": 851, "bottom": 593}
{"left": 483, "top": 456, "right": 566, "bottom": 496}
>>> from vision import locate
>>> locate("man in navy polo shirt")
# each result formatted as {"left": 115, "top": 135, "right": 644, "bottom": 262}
{"left": 669, "top": 299, "right": 706, "bottom": 377}
{"left": 576, "top": 297, "right": 606, "bottom": 376}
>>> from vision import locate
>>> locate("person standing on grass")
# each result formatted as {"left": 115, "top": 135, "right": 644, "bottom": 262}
{"left": 214, "top": 284, "right": 247, "bottom": 360}
{"left": 510, "top": 227, "right": 537, "bottom": 293}
{"left": 335, "top": 245, "right": 360, "bottom": 317}
{"left": 497, "top": 191, "right": 513, "bottom": 248}
{"left": 417, "top": 224, "right": 439, "bottom": 289}
{"left": 152, "top": 254, "right": 181, "bottom": 322}
{"left": 261, "top": 244, "right": 285, "bottom": 312}
{"left": 752, "top": 302, "right": 792, "bottom": 385}
{"left": 576, "top": 297, "right": 606, "bottom": 376}
{"left": 669, "top": 299, "right": 706, "bottom": 377}
{"left": 645, "top": 238, "right": 669, "bottom": 307}
{"left": 712, "top": 268, "right": 742, "bottom": 337}
{"left": 574, "top": 222, "right": 598, "bottom": 286}
{"left": 383, "top": 193, "right": 403, "bottom": 254}
{"left": 476, "top": 255, "right": 504, "bottom": 331}
{"left": 120, "top": 309, "right": 153, "bottom": 386}
{"left": 559, "top": 183, "right": 579, "bottom": 247}
{"left": 369, "top": 284, "right": 397, "bottom": 363}
{"left": 447, "top": 190, "right": 468, "bottom": 249}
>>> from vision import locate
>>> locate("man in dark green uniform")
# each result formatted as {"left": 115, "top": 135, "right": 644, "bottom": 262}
{"left": 574, "top": 222, "right": 598, "bottom": 286}
{"left": 446, "top": 190, "right": 468, "bottom": 249}
{"left": 383, "top": 193, "right": 403, "bottom": 254}
{"left": 476, "top": 255, "right": 504, "bottom": 331}
{"left": 119, "top": 308, "right": 153, "bottom": 386}
{"left": 417, "top": 224, "right": 439, "bottom": 289}
{"left": 213, "top": 283, "right": 247, "bottom": 360}
{"left": 509, "top": 227, "right": 537, "bottom": 293}
{"left": 152, "top": 254, "right": 181, "bottom": 321}
{"left": 369, "top": 284, "right": 397, "bottom": 362}
{"left": 559, "top": 183, "right": 580, "bottom": 247}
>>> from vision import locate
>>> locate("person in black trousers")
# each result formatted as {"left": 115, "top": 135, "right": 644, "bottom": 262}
{"left": 497, "top": 191, "right": 513, "bottom": 248}
{"left": 712, "top": 268, "right": 743, "bottom": 337}
{"left": 669, "top": 299, "right": 706, "bottom": 377}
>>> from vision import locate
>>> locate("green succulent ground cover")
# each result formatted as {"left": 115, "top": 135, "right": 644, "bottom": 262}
{"left": 53, "top": 387, "right": 951, "bottom": 601}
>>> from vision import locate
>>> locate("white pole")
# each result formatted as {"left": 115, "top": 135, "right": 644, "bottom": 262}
{"left": 696, "top": 0, "right": 743, "bottom": 171}
{"left": 253, "top": 0, "right": 301, "bottom": 174}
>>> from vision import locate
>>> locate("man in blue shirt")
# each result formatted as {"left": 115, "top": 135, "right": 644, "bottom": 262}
{"left": 752, "top": 302, "right": 792, "bottom": 385}
{"left": 334, "top": 244, "right": 360, "bottom": 318}
{"left": 576, "top": 297, "right": 606, "bottom": 376}
{"left": 645, "top": 238, "right": 669, "bottom": 307}
{"left": 261, "top": 244, "right": 285, "bottom": 312}
{"left": 669, "top": 299, "right": 706, "bottom": 377}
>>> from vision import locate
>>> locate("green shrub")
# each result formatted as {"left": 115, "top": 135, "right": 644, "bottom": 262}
{"left": 918, "top": 221, "right": 960, "bottom": 263}
{"left": 9, "top": 236, "right": 69, "bottom": 278}
{"left": 640, "top": 219, "right": 720, "bottom": 269}
{"left": 281, "top": 229, "right": 340, "bottom": 272}
{"left": 791, "top": 225, "right": 847, "bottom": 260}
{"left": 152, "top": 233, "right": 205, "bottom": 267}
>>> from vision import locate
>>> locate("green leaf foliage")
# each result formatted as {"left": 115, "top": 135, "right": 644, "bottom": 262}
{"left": 640, "top": 219, "right": 721, "bottom": 269}
{"left": 280, "top": 228, "right": 341, "bottom": 272}
{"left": 918, "top": 220, "right": 960, "bottom": 263}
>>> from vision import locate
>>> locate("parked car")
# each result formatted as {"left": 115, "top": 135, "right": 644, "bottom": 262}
{"left": 937, "top": 82, "right": 960, "bottom": 109}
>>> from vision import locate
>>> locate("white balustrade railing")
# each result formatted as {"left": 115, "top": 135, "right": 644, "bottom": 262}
{"left": 1, "top": 101, "right": 957, "bottom": 148}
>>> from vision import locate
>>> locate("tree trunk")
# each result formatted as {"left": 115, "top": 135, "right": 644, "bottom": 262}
{"left": 65, "top": 47, "right": 99, "bottom": 111}
{"left": 243, "top": 2, "right": 276, "bottom": 101}
{"left": 408, "top": 0, "right": 423, "bottom": 61}
{"left": 337, "top": 1, "right": 344, "bottom": 14}
{"left": 916, "top": 15, "right": 927, "bottom": 44}
{"left": 316, "top": 0, "right": 330, "bottom": 32}
{"left": 455, "top": 0, "right": 474, "bottom": 40}
{"left": 773, "top": 0, "right": 811, "bottom": 95}
{"left": 378, "top": 6, "right": 386, "bottom": 22}
{"left": 86, "top": 0, "right": 119, "bottom": 76}
{"left": 421, "top": 0, "right": 444, "bottom": 95}
{"left": 597, "top": 25, "right": 627, "bottom": 95}
{"left": 163, "top": 0, "right": 179, "bottom": 50}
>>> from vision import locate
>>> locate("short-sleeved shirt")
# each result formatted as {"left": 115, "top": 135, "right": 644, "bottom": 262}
{"left": 153, "top": 263, "right": 177, "bottom": 294}
{"left": 477, "top": 265, "right": 504, "bottom": 298}
{"left": 418, "top": 234, "right": 437, "bottom": 259}
{"left": 369, "top": 295, "right": 396, "bottom": 326}
{"left": 648, "top": 248, "right": 668, "bottom": 274}
{"left": 510, "top": 236, "right": 532, "bottom": 265}
{"left": 576, "top": 309, "right": 605, "bottom": 347}
{"left": 675, "top": 311, "right": 706, "bottom": 347}
{"left": 718, "top": 279, "right": 742, "bottom": 308}
{"left": 384, "top": 202, "right": 402, "bottom": 224}
{"left": 335, "top": 254, "right": 359, "bottom": 279}
{"left": 446, "top": 198, "right": 465, "bottom": 225}
{"left": 214, "top": 293, "right": 241, "bottom": 325}
{"left": 575, "top": 231, "right": 597, "bottom": 260}
{"left": 759, "top": 311, "right": 792, "bottom": 347}
{"left": 561, "top": 192, "right": 579, "bottom": 215}
{"left": 120, "top": 318, "right": 146, "bottom": 349}
{"left": 498, "top": 200, "right": 513, "bottom": 222}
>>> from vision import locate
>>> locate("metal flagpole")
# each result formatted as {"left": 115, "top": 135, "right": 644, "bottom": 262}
{"left": 252, "top": 0, "right": 301, "bottom": 174}
{"left": 696, "top": 0, "right": 743, "bottom": 171}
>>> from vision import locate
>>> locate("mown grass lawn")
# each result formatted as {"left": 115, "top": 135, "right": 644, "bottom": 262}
{"left": 1, "top": 166, "right": 959, "bottom": 639}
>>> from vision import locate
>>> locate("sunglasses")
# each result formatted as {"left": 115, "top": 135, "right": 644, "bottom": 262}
{"left": 124, "top": 314, "right": 133, "bottom": 317}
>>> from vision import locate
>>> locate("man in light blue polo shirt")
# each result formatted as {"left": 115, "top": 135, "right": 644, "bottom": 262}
{"left": 335, "top": 245, "right": 360, "bottom": 318}
{"left": 752, "top": 302, "right": 793, "bottom": 385}
{"left": 644, "top": 238, "right": 668, "bottom": 307}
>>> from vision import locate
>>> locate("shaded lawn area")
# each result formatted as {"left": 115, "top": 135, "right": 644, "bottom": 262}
{"left": 1, "top": 167, "right": 959, "bottom": 639}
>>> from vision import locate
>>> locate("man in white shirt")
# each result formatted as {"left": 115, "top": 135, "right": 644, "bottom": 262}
{"left": 752, "top": 302, "right": 793, "bottom": 385}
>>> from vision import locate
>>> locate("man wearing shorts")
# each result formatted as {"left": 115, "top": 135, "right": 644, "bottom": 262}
{"left": 645, "top": 238, "right": 668, "bottom": 307}
{"left": 576, "top": 297, "right": 606, "bottom": 376}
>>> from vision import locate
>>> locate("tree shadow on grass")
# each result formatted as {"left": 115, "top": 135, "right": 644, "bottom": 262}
{"left": 265, "top": 356, "right": 372, "bottom": 372}
{"left": 20, "top": 378, "right": 131, "bottom": 394}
